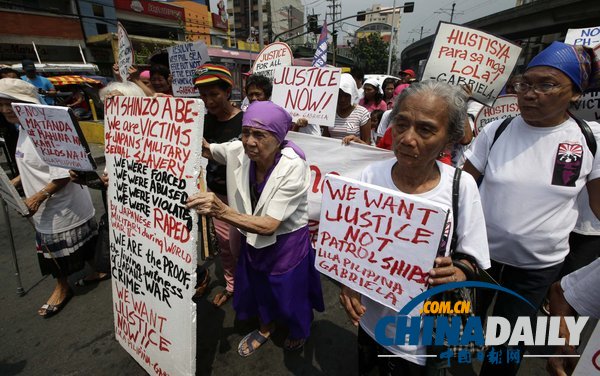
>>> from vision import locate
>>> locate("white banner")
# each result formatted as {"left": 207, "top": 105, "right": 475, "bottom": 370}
{"left": 473, "top": 94, "right": 520, "bottom": 136}
{"left": 117, "top": 22, "right": 134, "bottom": 81}
{"left": 105, "top": 96, "right": 204, "bottom": 376}
{"left": 422, "top": 22, "right": 522, "bottom": 106}
{"left": 12, "top": 103, "right": 96, "bottom": 171}
{"left": 167, "top": 41, "right": 210, "bottom": 98}
{"left": 285, "top": 132, "right": 394, "bottom": 244}
{"left": 0, "top": 167, "right": 28, "bottom": 216}
{"left": 252, "top": 42, "right": 293, "bottom": 80}
{"left": 316, "top": 175, "right": 449, "bottom": 313}
{"left": 272, "top": 66, "right": 341, "bottom": 127}
{"left": 572, "top": 90, "right": 600, "bottom": 122}
{"left": 565, "top": 26, "right": 600, "bottom": 46}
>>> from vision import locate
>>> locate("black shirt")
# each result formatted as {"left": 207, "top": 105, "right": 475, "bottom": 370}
{"left": 204, "top": 111, "right": 243, "bottom": 195}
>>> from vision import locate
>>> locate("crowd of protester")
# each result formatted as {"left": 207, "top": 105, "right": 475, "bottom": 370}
{"left": 1, "top": 38, "right": 599, "bottom": 376}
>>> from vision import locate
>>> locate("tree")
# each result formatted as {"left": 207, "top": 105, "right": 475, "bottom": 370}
{"left": 351, "top": 32, "right": 395, "bottom": 74}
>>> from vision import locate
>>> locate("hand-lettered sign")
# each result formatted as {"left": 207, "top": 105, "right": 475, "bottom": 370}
{"left": 422, "top": 22, "right": 522, "bottom": 106}
{"left": 573, "top": 322, "right": 600, "bottom": 376}
{"left": 285, "top": 132, "right": 393, "bottom": 247}
{"left": 167, "top": 41, "right": 210, "bottom": 97}
{"left": 316, "top": 174, "right": 450, "bottom": 313}
{"left": 11, "top": 103, "right": 97, "bottom": 171}
{"left": 571, "top": 90, "right": 600, "bottom": 122}
{"left": 252, "top": 42, "right": 293, "bottom": 79}
{"left": 117, "top": 22, "right": 134, "bottom": 81}
{"left": 473, "top": 94, "right": 520, "bottom": 136}
{"left": 565, "top": 26, "right": 600, "bottom": 47}
{"left": 0, "top": 168, "right": 28, "bottom": 216}
{"left": 271, "top": 66, "right": 341, "bottom": 127}
{"left": 104, "top": 96, "right": 204, "bottom": 376}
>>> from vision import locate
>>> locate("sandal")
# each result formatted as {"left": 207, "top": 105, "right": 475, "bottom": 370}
{"left": 38, "top": 289, "right": 73, "bottom": 318}
{"left": 212, "top": 290, "right": 233, "bottom": 307}
{"left": 238, "top": 330, "right": 270, "bottom": 357}
{"left": 75, "top": 273, "right": 111, "bottom": 287}
{"left": 284, "top": 337, "right": 306, "bottom": 351}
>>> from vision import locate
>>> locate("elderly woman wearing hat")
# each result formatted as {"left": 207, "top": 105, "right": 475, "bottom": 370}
{"left": 463, "top": 41, "right": 600, "bottom": 375}
{"left": 0, "top": 78, "right": 99, "bottom": 317}
{"left": 324, "top": 73, "right": 372, "bottom": 144}
{"left": 187, "top": 100, "right": 324, "bottom": 356}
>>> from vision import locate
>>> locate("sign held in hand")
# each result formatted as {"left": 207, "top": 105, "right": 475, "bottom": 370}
{"left": 167, "top": 41, "right": 210, "bottom": 97}
{"left": 117, "top": 22, "right": 134, "bottom": 81}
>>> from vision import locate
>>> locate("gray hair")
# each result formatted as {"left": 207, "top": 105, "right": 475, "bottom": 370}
{"left": 390, "top": 80, "right": 468, "bottom": 143}
{"left": 99, "top": 82, "right": 146, "bottom": 102}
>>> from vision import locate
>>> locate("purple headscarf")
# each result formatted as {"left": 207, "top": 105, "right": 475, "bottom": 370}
{"left": 242, "top": 101, "right": 306, "bottom": 159}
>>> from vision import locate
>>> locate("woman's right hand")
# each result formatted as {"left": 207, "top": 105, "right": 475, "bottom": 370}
{"left": 201, "top": 138, "right": 212, "bottom": 159}
{"left": 342, "top": 135, "right": 366, "bottom": 145}
{"left": 340, "top": 285, "right": 365, "bottom": 326}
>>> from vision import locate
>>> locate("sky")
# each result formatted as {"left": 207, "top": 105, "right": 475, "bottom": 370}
{"left": 309, "top": 0, "right": 517, "bottom": 55}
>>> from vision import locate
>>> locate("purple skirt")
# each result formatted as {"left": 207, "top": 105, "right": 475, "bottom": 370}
{"left": 233, "top": 236, "right": 325, "bottom": 339}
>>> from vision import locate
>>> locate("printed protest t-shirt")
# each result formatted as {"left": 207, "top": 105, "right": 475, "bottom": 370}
{"left": 465, "top": 116, "right": 600, "bottom": 269}
{"left": 358, "top": 158, "right": 490, "bottom": 365}
{"left": 204, "top": 111, "right": 243, "bottom": 195}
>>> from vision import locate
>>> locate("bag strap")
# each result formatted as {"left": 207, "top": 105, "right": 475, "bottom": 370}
{"left": 570, "top": 113, "right": 597, "bottom": 157}
{"left": 449, "top": 168, "right": 461, "bottom": 255}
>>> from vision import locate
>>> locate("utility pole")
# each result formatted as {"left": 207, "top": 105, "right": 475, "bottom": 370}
{"left": 420, "top": 26, "right": 423, "bottom": 39}
{"left": 386, "top": 0, "right": 398, "bottom": 75}
{"left": 258, "top": 0, "right": 264, "bottom": 49}
{"left": 327, "top": 0, "right": 341, "bottom": 65}
{"left": 435, "top": 2, "right": 463, "bottom": 23}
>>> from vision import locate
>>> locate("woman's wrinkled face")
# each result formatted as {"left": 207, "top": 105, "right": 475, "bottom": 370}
{"left": 241, "top": 126, "right": 280, "bottom": 163}
{"left": 391, "top": 93, "right": 450, "bottom": 168}
{"left": 246, "top": 84, "right": 267, "bottom": 103}
{"left": 151, "top": 73, "right": 171, "bottom": 94}
{"left": 516, "top": 66, "right": 580, "bottom": 127}
{"left": 363, "top": 84, "right": 377, "bottom": 100}
{"left": 198, "top": 85, "right": 231, "bottom": 115}
{"left": 337, "top": 90, "right": 352, "bottom": 111}
{"left": 0, "top": 98, "right": 19, "bottom": 124}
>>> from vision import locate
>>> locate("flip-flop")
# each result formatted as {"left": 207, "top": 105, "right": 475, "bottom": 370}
{"left": 212, "top": 290, "right": 233, "bottom": 307}
{"left": 238, "top": 330, "right": 270, "bottom": 357}
{"left": 284, "top": 337, "right": 306, "bottom": 351}
{"left": 38, "top": 289, "right": 73, "bottom": 318}
{"left": 75, "top": 273, "right": 111, "bottom": 287}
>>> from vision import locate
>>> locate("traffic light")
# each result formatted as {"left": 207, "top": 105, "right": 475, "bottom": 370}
{"left": 356, "top": 11, "right": 366, "bottom": 21}
{"left": 307, "top": 15, "right": 319, "bottom": 33}
{"left": 404, "top": 2, "right": 414, "bottom": 13}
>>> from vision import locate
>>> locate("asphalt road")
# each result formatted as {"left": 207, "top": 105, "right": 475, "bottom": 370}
{"left": 0, "top": 159, "right": 550, "bottom": 376}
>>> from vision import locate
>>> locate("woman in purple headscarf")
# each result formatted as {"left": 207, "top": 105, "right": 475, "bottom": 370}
{"left": 187, "top": 100, "right": 324, "bottom": 357}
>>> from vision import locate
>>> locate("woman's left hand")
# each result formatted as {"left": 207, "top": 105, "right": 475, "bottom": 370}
{"left": 186, "top": 192, "right": 228, "bottom": 218}
{"left": 24, "top": 194, "right": 45, "bottom": 217}
{"left": 428, "top": 256, "right": 466, "bottom": 286}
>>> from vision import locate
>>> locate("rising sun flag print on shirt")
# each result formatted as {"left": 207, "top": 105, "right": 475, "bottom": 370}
{"left": 312, "top": 20, "right": 328, "bottom": 67}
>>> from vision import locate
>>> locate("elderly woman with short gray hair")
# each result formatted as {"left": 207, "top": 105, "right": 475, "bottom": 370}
{"left": 340, "top": 80, "right": 491, "bottom": 375}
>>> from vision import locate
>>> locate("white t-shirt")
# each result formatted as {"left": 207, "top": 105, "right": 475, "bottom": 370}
{"left": 15, "top": 129, "right": 95, "bottom": 234}
{"left": 573, "top": 187, "right": 600, "bottom": 235}
{"left": 452, "top": 100, "right": 484, "bottom": 167}
{"left": 358, "top": 158, "right": 490, "bottom": 365}
{"left": 561, "top": 258, "right": 600, "bottom": 317}
{"left": 376, "top": 109, "right": 393, "bottom": 137}
{"left": 329, "top": 105, "right": 370, "bottom": 139}
{"left": 297, "top": 123, "right": 322, "bottom": 137}
{"left": 465, "top": 116, "right": 600, "bottom": 269}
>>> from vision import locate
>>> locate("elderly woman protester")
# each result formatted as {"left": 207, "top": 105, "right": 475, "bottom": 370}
{"left": 340, "top": 80, "right": 490, "bottom": 375}
{"left": 463, "top": 41, "right": 600, "bottom": 375}
{"left": 324, "top": 73, "right": 372, "bottom": 144}
{"left": 187, "top": 100, "right": 324, "bottom": 356}
{"left": 0, "top": 78, "right": 99, "bottom": 317}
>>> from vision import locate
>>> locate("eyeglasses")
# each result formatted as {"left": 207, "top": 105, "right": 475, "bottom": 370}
{"left": 513, "top": 82, "right": 562, "bottom": 94}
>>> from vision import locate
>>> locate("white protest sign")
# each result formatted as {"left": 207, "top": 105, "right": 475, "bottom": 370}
{"left": 0, "top": 168, "right": 28, "bottom": 216}
{"left": 252, "top": 42, "right": 293, "bottom": 79}
{"left": 104, "top": 96, "right": 204, "bottom": 376}
{"left": 473, "top": 94, "right": 520, "bottom": 136}
{"left": 565, "top": 26, "right": 600, "bottom": 46}
{"left": 167, "top": 41, "right": 210, "bottom": 97}
{"left": 316, "top": 174, "right": 450, "bottom": 313}
{"left": 422, "top": 22, "right": 522, "bottom": 106}
{"left": 573, "top": 321, "right": 600, "bottom": 375}
{"left": 285, "top": 132, "right": 393, "bottom": 245}
{"left": 272, "top": 66, "right": 341, "bottom": 127}
{"left": 12, "top": 103, "right": 96, "bottom": 171}
{"left": 571, "top": 90, "right": 600, "bottom": 122}
{"left": 117, "top": 22, "right": 134, "bottom": 81}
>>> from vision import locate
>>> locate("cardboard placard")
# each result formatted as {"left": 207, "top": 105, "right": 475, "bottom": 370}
{"left": 573, "top": 321, "right": 600, "bottom": 375}
{"left": 252, "top": 42, "right": 293, "bottom": 79}
{"left": 421, "top": 22, "right": 522, "bottom": 106}
{"left": 316, "top": 174, "right": 450, "bottom": 313}
{"left": 271, "top": 66, "right": 341, "bottom": 127}
{"left": 117, "top": 22, "right": 134, "bottom": 81}
{"left": 565, "top": 26, "right": 600, "bottom": 46}
{"left": 104, "top": 96, "right": 204, "bottom": 376}
{"left": 473, "top": 94, "right": 520, "bottom": 136}
{"left": 11, "top": 103, "right": 96, "bottom": 171}
{"left": 572, "top": 90, "right": 600, "bottom": 122}
{"left": 0, "top": 168, "right": 28, "bottom": 216}
{"left": 167, "top": 41, "right": 210, "bottom": 97}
